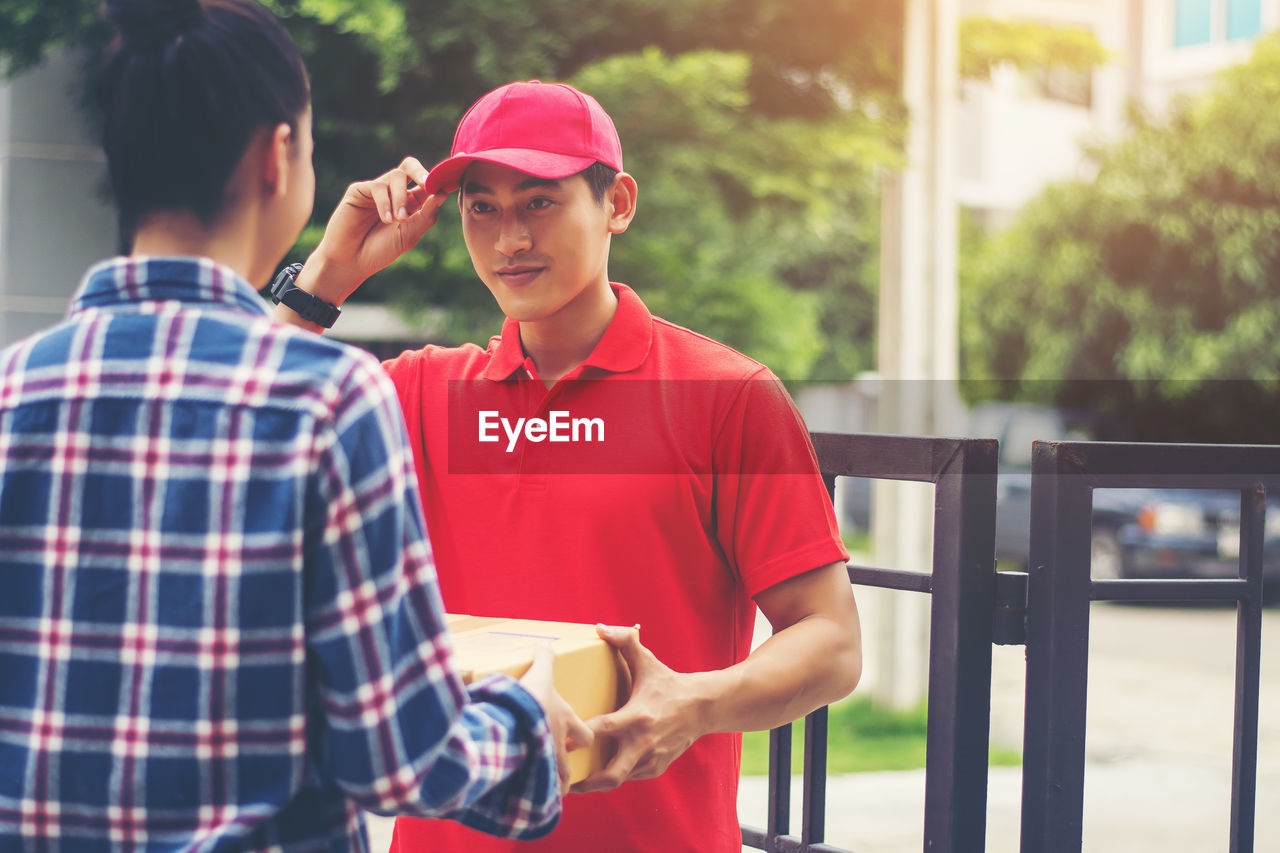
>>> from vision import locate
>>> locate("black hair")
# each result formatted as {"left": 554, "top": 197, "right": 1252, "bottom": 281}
{"left": 100, "top": 0, "right": 310, "bottom": 240}
{"left": 578, "top": 161, "right": 619, "bottom": 204}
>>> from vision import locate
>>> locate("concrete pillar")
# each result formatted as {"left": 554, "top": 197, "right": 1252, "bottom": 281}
{"left": 0, "top": 49, "right": 117, "bottom": 349}
{"left": 870, "top": 0, "right": 962, "bottom": 709}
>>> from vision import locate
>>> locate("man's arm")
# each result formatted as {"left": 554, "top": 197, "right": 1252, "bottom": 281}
{"left": 273, "top": 157, "right": 445, "bottom": 333}
{"left": 574, "top": 369, "right": 859, "bottom": 793}
{"left": 572, "top": 560, "right": 860, "bottom": 792}
{"left": 720, "top": 559, "right": 861, "bottom": 729}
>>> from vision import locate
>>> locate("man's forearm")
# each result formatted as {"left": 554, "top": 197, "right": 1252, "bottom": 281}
{"left": 691, "top": 611, "right": 861, "bottom": 736}
{"left": 693, "top": 559, "right": 862, "bottom": 735}
{"left": 573, "top": 562, "right": 860, "bottom": 792}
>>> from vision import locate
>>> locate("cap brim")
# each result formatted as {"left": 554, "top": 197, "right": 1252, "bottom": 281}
{"left": 423, "top": 149, "right": 600, "bottom": 196}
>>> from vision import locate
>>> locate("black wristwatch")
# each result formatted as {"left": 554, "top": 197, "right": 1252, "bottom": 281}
{"left": 269, "top": 262, "right": 341, "bottom": 328}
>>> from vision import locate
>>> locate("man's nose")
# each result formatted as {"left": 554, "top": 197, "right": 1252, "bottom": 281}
{"left": 496, "top": 210, "right": 532, "bottom": 256}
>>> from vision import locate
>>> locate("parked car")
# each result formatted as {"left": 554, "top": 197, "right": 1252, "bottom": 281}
{"left": 973, "top": 402, "right": 1280, "bottom": 587}
{"left": 1103, "top": 488, "right": 1280, "bottom": 584}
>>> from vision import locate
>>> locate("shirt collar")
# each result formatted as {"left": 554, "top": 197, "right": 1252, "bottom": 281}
{"left": 70, "top": 256, "right": 270, "bottom": 318}
{"left": 483, "top": 282, "right": 653, "bottom": 381}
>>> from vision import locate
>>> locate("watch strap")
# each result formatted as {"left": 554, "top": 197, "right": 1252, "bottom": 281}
{"left": 269, "top": 262, "right": 341, "bottom": 328}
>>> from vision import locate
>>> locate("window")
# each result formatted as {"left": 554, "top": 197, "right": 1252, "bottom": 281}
{"left": 1226, "top": 0, "right": 1263, "bottom": 40}
{"left": 1174, "top": 0, "right": 1262, "bottom": 47}
{"left": 1174, "top": 0, "right": 1213, "bottom": 46}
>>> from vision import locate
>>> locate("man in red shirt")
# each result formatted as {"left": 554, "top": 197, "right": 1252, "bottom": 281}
{"left": 275, "top": 80, "right": 862, "bottom": 852}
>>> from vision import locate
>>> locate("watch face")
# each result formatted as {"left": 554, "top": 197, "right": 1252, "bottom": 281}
{"left": 270, "top": 264, "right": 303, "bottom": 302}
{"left": 270, "top": 265, "right": 337, "bottom": 327}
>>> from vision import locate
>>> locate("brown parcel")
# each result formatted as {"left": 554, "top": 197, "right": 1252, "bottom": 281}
{"left": 444, "top": 614, "right": 631, "bottom": 784}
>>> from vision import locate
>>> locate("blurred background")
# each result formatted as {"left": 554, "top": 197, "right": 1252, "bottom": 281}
{"left": 4, "top": 2, "right": 1280, "bottom": 850}
{"left": 8, "top": 1, "right": 1280, "bottom": 436}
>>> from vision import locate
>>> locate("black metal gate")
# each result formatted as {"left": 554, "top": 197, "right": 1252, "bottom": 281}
{"left": 739, "top": 433, "right": 1270, "bottom": 853}
{"left": 740, "top": 433, "right": 1000, "bottom": 852}
{"left": 1019, "top": 440, "right": 1270, "bottom": 853}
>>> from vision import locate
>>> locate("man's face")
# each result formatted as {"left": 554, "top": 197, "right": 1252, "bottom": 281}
{"left": 459, "top": 161, "right": 613, "bottom": 323}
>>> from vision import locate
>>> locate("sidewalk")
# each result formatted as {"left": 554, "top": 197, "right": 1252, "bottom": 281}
{"left": 367, "top": 754, "right": 1277, "bottom": 852}
{"left": 735, "top": 757, "right": 1278, "bottom": 852}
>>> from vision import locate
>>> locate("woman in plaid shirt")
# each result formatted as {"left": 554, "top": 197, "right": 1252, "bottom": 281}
{"left": 0, "top": 1, "right": 589, "bottom": 850}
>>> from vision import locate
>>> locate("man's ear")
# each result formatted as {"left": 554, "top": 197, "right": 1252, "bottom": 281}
{"left": 261, "top": 122, "right": 294, "bottom": 198}
{"left": 606, "top": 172, "right": 638, "bottom": 235}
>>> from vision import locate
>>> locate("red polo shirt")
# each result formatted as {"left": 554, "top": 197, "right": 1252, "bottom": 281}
{"left": 383, "top": 283, "right": 846, "bottom": 853}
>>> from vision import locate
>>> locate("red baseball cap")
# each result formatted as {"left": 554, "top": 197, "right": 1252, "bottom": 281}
{"left": 422, "top": 80, "right": 624, "bottom": 196}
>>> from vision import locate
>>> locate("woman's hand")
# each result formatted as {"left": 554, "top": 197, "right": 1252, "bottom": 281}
{"left": 520, "top": 643, "right": 595, "bottom": 793}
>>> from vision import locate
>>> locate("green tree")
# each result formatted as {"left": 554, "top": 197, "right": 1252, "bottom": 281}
{"left": 6, "top": 3, "right": 1097, "bottom": 380}
{"left": 283, "top": 0, "right": 906, "bottom": 378}
{"left": 959, "top": 15, "right": 1109, "bottom": 80}
{"left": 2, "top": 0, "right": 904, "bottom": 379}
{"left": 0, "top": 0, "right": 104, "bottom": 77}
{"left": 962, "top": 35, "right": 1280, "bottom": 441}
{"left": 572, "top": 49, "right": 896, "bottom": 378}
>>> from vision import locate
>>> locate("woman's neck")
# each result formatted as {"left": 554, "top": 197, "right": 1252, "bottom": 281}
{"left": 130, "top": 208, "right": 266, "bottom": 287}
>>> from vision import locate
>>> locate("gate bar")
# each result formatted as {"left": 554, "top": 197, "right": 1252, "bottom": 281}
{"left": 1021, "top": 441, "right": 1274, "bottom": 853}
{"left": 1230, "top": 488, "right": 1264, "bottom": 853}
{"left": 923, "top": 439, "right": 999, "bottom": 850}
{"left": 1020, "top": 442, "right": 1094, "bottom": 853}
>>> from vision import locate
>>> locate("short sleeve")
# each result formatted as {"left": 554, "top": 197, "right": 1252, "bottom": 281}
{"left": 711, "top": 369, "right": 849, "bottom": 598}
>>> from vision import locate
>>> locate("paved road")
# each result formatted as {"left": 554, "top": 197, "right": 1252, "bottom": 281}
{"left": 365, "top": 603, "right": 1280, "bottom": 851}
{"left": 737, "top": 602, "right": 1280, "bottom": 852}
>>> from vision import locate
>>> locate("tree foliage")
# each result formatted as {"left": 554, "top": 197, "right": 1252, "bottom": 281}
{"left": 0, "top": 0, "right": 104, "bottom": 77}
{"left": 573, "top": 49, "right": 895, "bottom": 378}
{"left": 962, "top": 35, "right": 1280, "bottom": 441}
{"left": 959, "top": 15, "right": 1109, "bottom": 80}
{"left": 2, "top": 0, "right": 903, "bottom": 380}
{"left": 284, "top": 0, "right": 905, "bottom": 379}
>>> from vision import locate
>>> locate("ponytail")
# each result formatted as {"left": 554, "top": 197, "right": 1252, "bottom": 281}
{"left": 100, "top": 0, "right": 310, "bottom": 239}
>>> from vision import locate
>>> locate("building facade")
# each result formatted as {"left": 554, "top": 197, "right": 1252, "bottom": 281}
{"left": 958, "top": 0, "right": 1280, "bottom": 226}
{"left": 0, "top": 50, "right": 117, "bottom": 350}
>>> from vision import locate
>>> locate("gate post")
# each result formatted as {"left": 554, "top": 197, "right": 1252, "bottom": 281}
{"left": 1230, "top": 487, "right": 1265, "bottom": 853}
{"left": 923, "top": 439, "right": 999, "bottom": 849}
{"left": 1020, "top": 442, "right": 1093, "bottom": 853}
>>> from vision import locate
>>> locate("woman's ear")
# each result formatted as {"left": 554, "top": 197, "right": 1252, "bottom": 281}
{"left": 606, "top": 172, "right": 638, "bottom": 235}
{"left": 261, "top": 122, "right": 294, "bottom": 197}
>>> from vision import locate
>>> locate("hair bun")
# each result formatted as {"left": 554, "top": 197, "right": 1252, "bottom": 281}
{"left": 107, "top": 0, "right": 204, "bottom": 49}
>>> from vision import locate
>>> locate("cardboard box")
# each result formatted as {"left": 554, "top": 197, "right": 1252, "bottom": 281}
{"left": 445, "top": 614, "right": 631, "bottom": 784}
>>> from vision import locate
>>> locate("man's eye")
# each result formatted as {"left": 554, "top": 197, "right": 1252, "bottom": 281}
{"left": 528, "top": 198, "right": 554, "bottom": 210}
{"left": 469, "top": 202, "right": 495, "bottom": 215}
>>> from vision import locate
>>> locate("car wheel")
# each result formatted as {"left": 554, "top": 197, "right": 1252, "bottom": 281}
{"left": 1090, "top": 528, "right": 1125, "bottom": 580}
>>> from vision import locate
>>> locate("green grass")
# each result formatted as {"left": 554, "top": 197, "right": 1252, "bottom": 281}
{"left": 842, "top": 528, "right": 872, "bottom": 557}
{"left": 741, "top": 696, "right": 1022, "bottom": 775}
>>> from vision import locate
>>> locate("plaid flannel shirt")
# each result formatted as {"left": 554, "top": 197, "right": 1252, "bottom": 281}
{"left": 0, "top": 257, "right": 560, "bottom": 852}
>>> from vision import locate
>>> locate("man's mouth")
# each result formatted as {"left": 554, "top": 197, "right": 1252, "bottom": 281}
{"left": 496, "top": 266, "right": 545, "bottom": 287}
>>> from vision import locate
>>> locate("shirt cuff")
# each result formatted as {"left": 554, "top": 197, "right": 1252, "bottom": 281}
{"left": 459, "top": 674, "right": 561, "bottom": 839}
